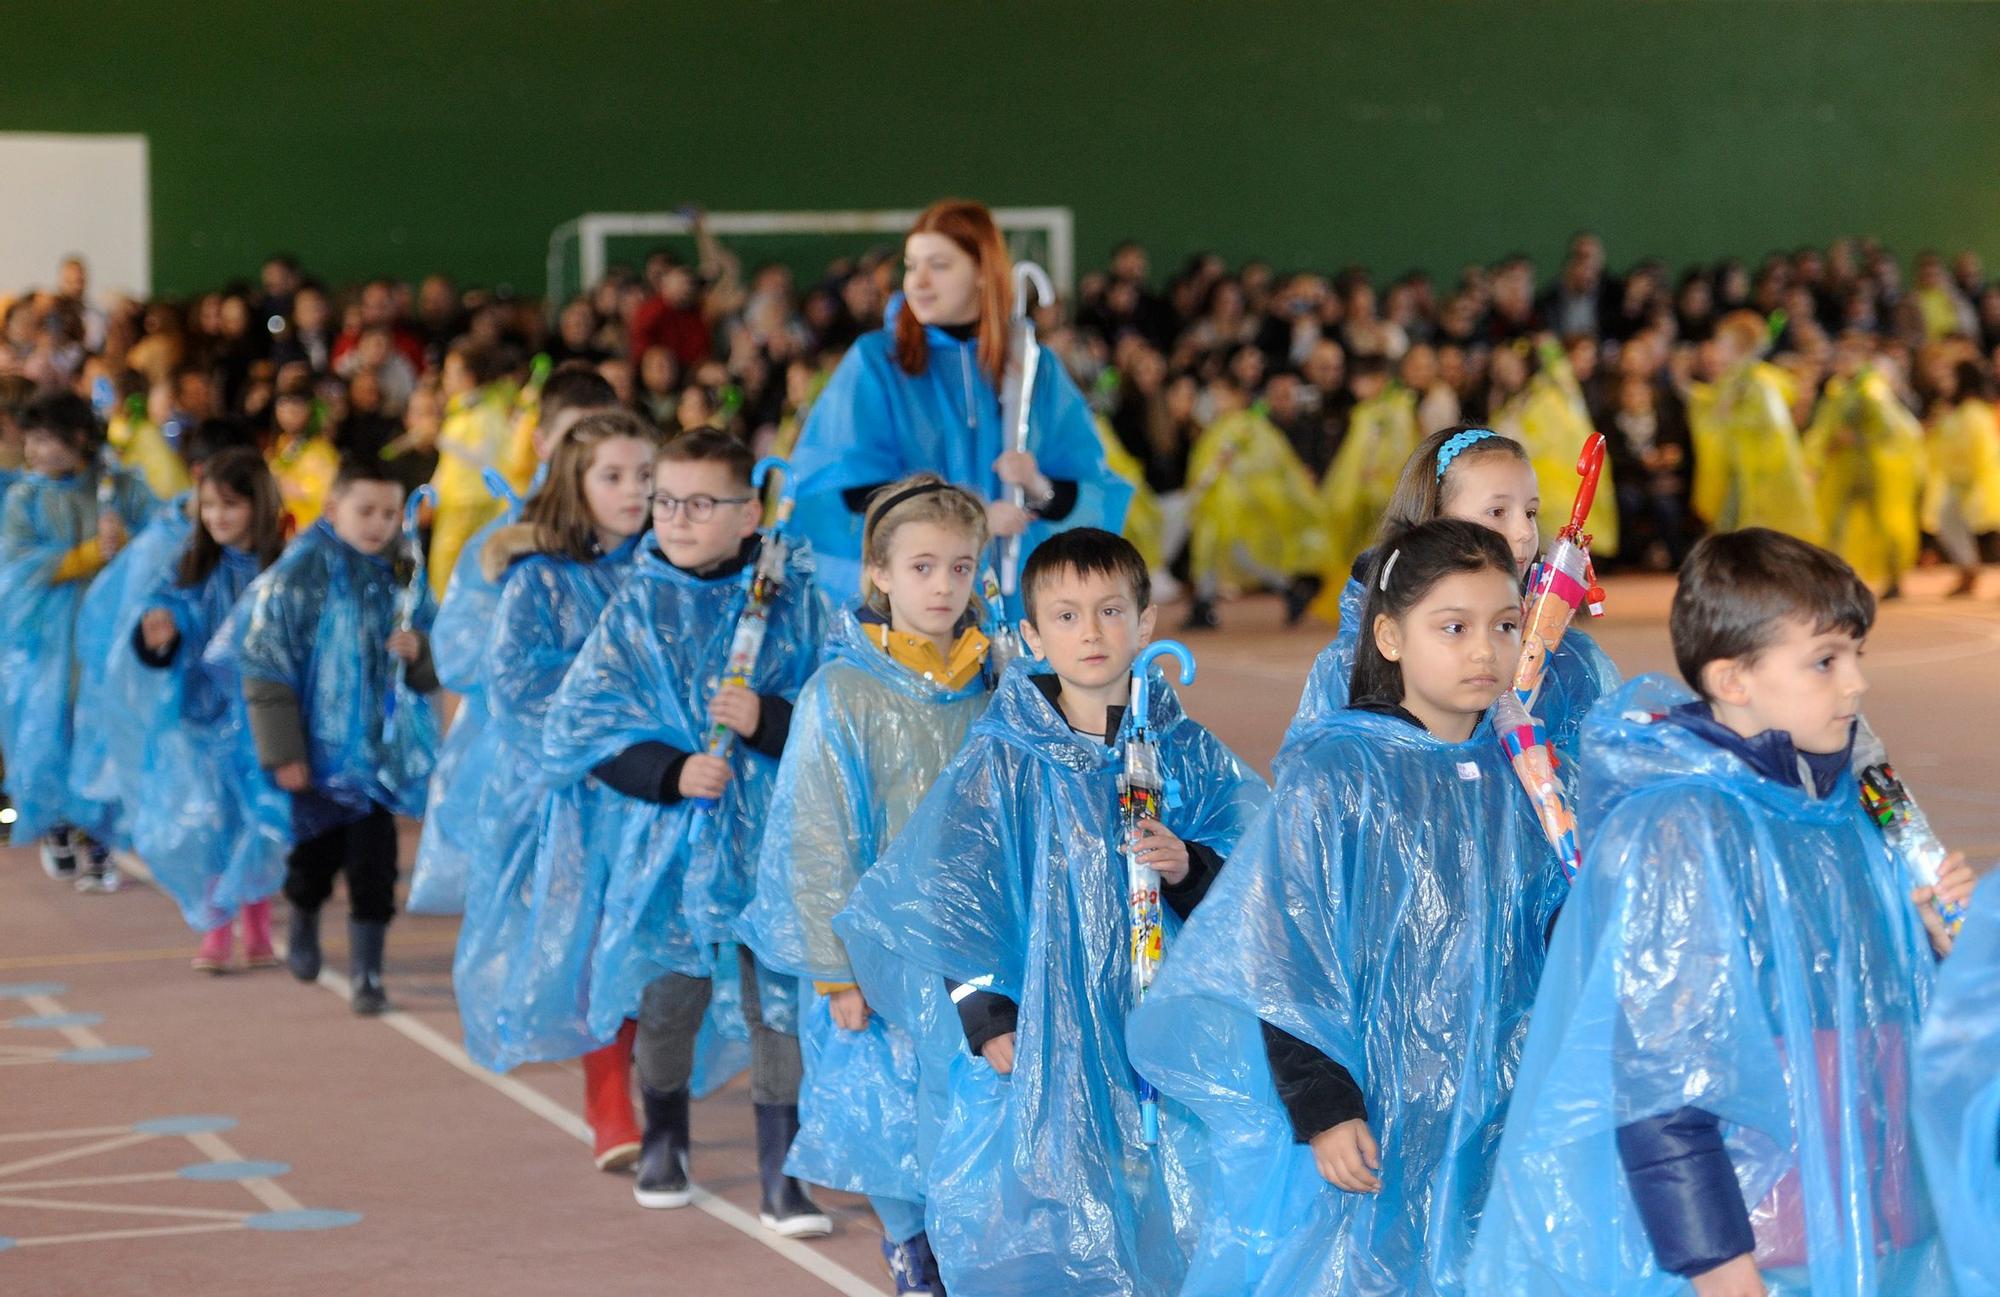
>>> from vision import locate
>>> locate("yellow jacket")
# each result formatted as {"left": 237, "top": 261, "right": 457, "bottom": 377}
{"left": 1186, "top": 408, "right": 1328, "bottom": 594}
{"left": 1804, "top": 368, "right": 1926, "bottom": 584}
{"left": 1317, "top": 386, "right": 1419, "bottom": 601}
{"left": 1689, "top": 361, "right": 1820, "bottom": 542}
{"left": 1925, "top": 397, "right": 2000, "bottom": 535}
{"left": 269, "top": 433, "right": 340, "bottom": 533}
{"left": 433, "top": 386, "right": 531, "bottom": 511}
{"left": 106, "top": 414, "right": 192, "bottom": 500}
{"left": 1499, "top": 347, "right": 1619, "bottom": 556}
{"left": 1094, "top": 416, "right": 1164, "bottom": 572}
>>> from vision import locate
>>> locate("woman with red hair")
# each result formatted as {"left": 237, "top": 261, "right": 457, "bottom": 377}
{"left": 787, "top": 200, "right": 1130, "bottom": 607}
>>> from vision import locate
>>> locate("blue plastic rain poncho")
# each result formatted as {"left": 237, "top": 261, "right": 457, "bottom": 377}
{"left": 786, "top": 297, "right": 1132, "bottom": 607}
{"left": 834, "top": 661, "right": 1269, "bottom": 1297}
{"left": 219, "top": 519, "right": 439, "bottom": 839}
{"left": 1467, "top": 676, "right": 1952, "bottom": 1297}
{"left": 1916, "top": 877, "right": 2000, "bottom": 1294}
{"left": 735, "top": 611, "right": 991, "bottom": 1202}
{"left": 540, "top": 536, "right": 827, "bottom": 1042}
{"left": 1280, "top": 560, "right": 1619, "bottom": 777}
{"left": 408, "top": 472, "right": 538, "bottom": 914}
{"left": 1128, "top": 706, "right": 1568, "bottom": 1297}
{"left": 0, "top": 470, "right": 158, "bottom": 841}
{"left": 452, "top": 535, "right": 635, "bottom": 1071}
{"left": 67, "top": 497, "right": 192, "bottom": 846}
{"left": 124, "top": 547, "right": 292, "bottom": 930}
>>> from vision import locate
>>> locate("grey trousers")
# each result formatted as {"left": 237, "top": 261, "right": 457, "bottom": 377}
{"left": 634, "top": 944, "right": 802, "bottom": 1105}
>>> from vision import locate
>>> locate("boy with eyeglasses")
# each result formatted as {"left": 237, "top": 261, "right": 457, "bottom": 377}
{"left": 543, "top": 428, "right": 832, "bottom": 1234}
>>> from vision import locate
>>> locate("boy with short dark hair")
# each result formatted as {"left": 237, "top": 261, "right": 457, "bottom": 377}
{"left": 233, "top": 455, "right": 439, "bottom": 1016}
{"left": 1470, "top": 528, "right": 1975, "bottom": 1297}
{"left": 0, "top": 393, "right": 157, "bottom": 887}
{"left": 835, "top": 527, "right": 1269, "bottom": 1296}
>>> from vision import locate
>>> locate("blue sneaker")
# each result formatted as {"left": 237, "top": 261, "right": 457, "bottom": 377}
{"left": 881, "top": 1232, "right": 940, "bottom": 1295}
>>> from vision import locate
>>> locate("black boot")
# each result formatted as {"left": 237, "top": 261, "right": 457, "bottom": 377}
{"left": 347, "top": 919, "right": 390, "bottom": 1015}
{"left": 632, "top": 1086, "right": 692, "bottom": 1209}
{"left": 1181, "top": 597, "right": 1220, "bottom": 632}
{"left": 287, "top": 906, "right": 321, "bottom": 982}
{"left": 754, "top": 1103, "right": 831, "bottom": 1238}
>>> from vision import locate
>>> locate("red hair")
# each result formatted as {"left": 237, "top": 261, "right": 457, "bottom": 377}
{"left": 894, "top": 199, "right": 1013, "bottom": 388}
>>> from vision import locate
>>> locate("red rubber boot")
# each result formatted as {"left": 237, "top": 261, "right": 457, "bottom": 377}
{"left": 585, "top": 1019, "right": 643, "bottom": 1171}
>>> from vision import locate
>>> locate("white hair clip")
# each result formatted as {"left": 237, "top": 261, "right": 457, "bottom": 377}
{"left": 1378, "top": 548, "right": 1402, "bottom": 591}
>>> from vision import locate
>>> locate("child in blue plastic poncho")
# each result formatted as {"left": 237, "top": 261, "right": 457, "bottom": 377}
{"left": 409, "top": 365, "right": 620, "bottom": 918}
{"left": 1128, "top": 519, "right": 1567, "bottom": 1297}
{"left": 448, "top": 410, "right": 655, "bottom": 1164}
{"left": 1468, "top": 530, "right": 1978, "bottom": 1297}
{"left": 119, "top": 448, "right": 289, "bottom": 971}
{"left": 1283, "top": 425, "right": 1618, "bottom": 775}
{"left": 736, "top": 473, "right": 995, "bottom": 1293}
{"left": 0, "top": 393, "right": 158, "bottom": 888}
{"left": 539, "top": 428, "right": 829, "bottom": 1235}
{"left": 834, "top": 528, "right": 1269, "bottom": 1297}
{"left": 234, "top": 456, "right": 440, "bottom": 1017}
{"left": 1917, "top": 877, "right": 2000, "bottom": 1294}
{"left": 70, "top": 417, "right": 260, "bottom": 863}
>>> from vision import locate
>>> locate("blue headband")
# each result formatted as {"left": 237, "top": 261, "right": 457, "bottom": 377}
{"left": 1435, "top": 428, "right": 1500, "bottom": 478}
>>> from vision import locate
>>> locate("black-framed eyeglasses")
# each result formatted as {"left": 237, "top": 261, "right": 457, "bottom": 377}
{"left": 651, "top": 492, "right": 754, "bottom": 522}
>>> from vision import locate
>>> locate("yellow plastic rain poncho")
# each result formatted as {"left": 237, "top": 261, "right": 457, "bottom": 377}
{"left": 268, "top": 430, "right": 340, "bottom": 534}
{"left": 1924, "top": 396, "right": 2000, "bottom": 537}
{"left": 1186, "top": 407, "right": 1327, "bottom": 595}
{"left": 1314, "top": 384, "right": 1418, "bottom": 616}
{"left": 1500, "top": 343, "right": 1619, "bottom": 556}
{"left": 1805, "top": 367, "right": 1927, "bottom": 587}
{"left": 1094, "top": 415, "right": 1164, "bottom": 572}
{"left": 105, "top": 410, "right": 191, "bottom": 500}
{"left": 1689, "top": 360, "right": 1821, "bottom": 542}
{"left": 429, "top": 385, "right": 532, "bottom": 597}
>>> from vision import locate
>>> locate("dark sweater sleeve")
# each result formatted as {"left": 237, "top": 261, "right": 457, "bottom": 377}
{"left": 130, "top": 619, "right": 180, "bottom": 669}
{"left": 404, "top": 633, "right": 440, "bottom": 694}
{"left": 243, "top": 677, "right": 309, "bottom": 770}
{"left": 1162, "top": 841, "right": 1223, "bottom": 920}
{"left": 946, "top": 980, "right": 1019, "bottom": 1056}
{"left": 746, "top": 694, "right": 794, "bottom": 759}
{"left": 1615, "top": 1106, "right": 1756, "bottom": 1278}
{"left": 592, "top": 741, "right": 693, "bottom": 804}
{"left": 1260, "top": 1020, "right": 1368, "bottom": 1142}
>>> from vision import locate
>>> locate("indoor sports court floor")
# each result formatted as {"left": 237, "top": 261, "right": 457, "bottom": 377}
{"left": 4, "top": 570, "right": 1997, "bottom": 1296}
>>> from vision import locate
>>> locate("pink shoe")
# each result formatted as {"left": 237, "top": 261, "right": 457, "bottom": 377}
{"left": 192, "top": 923, "right": 233, "bottom": 974}
{"left": 241, "top": 900, "right": 278, "bottom": 969}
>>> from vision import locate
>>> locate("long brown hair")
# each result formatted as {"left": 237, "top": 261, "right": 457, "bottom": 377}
{"left": 894, "top": 199, "right": 1013, "bottom": 388}
{"left": 518, "top": 409, "right": 661, "bottom": 562}
{"left": 178, "top": 446, "right": 285, "bottom": 586}
{"left": 1379, "top": 424, "right": 1531, "bottom": 540}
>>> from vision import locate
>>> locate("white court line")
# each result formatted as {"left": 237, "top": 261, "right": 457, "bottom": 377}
{"left": 110, "top": 852, "right": 884, "bottom": 1296}
{"left": 0, "top": 1126, "right": 133, "bottom": 1144}
{"left": 306, "top": 967, "right": 886, "bottom": 1297}
{"left": 9, "top": 1221, "right": 246, "bottom": 1248}
{"left": 0, "top": 1171, "right": 181, "bottom": 1192}
{"left": 0, "top": 1133, "right": 151, "bottom": 1180}
{"left": 20, "top": 995, "right": 108, "bottom": 1050}
{"left": 0, "top": 1195, "right": 251, "bottom": 1222}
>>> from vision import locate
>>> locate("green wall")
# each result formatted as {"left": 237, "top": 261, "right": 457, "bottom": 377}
{"left": 11, "top": 1, "right": 2000, "bottom": 296}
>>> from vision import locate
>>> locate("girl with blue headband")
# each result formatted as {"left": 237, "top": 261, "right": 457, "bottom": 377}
{"left": 1282, "top": 424, "right": 1620, "bottom": 778}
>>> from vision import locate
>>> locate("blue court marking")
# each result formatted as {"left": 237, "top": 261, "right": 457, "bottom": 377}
{"left": 58, "top": 1046, "right": 151, "bottom": 1064}
{"left": 0, "top": 982, "right": 67, "bottom": 998}
{"left": 245, "top": 1210, "right": 362, "bottom": 1232}
{"left": 0, "top": 1237, "right": 13, "bottom": 1252}
{"left": 133, "top": 1115, "right": 238, "bottom": 1135}
{"left": 179, "top": 1160, "right": 290, "bottom": 1182}
{"left": 8, "top": 1012, "right": 104, "bottom": 1030}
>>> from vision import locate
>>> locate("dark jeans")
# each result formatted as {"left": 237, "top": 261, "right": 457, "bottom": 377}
{"left": 635, "top": 945, "right": 801, "bottom": 1105}
{"left": 283, "top": 804, "right": 399, "bottom": 924}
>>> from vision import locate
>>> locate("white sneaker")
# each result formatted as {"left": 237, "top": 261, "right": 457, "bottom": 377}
{"left": 75, "top": 861, "right": 121, "bottom": 894}
{"left": 40, "top": 838, "right": 78, "bottom": 880}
